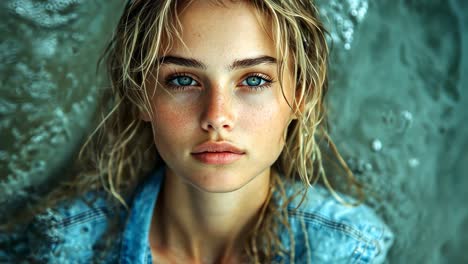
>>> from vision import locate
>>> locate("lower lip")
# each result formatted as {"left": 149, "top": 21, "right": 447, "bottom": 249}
{"left": 191, "top": 152, "right": 244, "bottom": 165}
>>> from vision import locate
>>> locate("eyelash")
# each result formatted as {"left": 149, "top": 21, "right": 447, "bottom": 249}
{"left": 239, "top": 73, "right": 274, "bottom": 91}
{"left": 164, "top": 72, "right": 274, "bottom": 91}
{"left": 164, "top": 72, "right": 199, "bottom": 91}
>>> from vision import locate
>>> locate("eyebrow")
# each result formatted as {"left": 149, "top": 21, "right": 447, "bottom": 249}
{"left": 157, "top": 55, "right": 277, "bottom": 71}
{"left": 158, "top": 56, "right": 207, "bottom": 69}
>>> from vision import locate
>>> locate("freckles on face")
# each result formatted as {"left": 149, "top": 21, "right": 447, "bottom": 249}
{"left": 143, "top": 1, "right": 296, "bottom": 192}
{"left": 153, "top": 94, "right": 195, "bottom": 130}
{"left": 237, "top": 89, "right": 293, "bottom": 146}
{"left": 149, "top": 92, "right": 199, "bottom": 160}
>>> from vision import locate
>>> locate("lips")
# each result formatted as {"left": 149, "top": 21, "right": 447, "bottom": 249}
{"left": 192, "top": 141, "right": 244, "bottom": 154}
{"left": 191, "top": 141, "right": 245, "bottom": 164}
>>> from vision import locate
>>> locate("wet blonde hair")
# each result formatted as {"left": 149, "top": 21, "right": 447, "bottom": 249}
{"left": 8, "top": 0, "right": 364, "bottom": 262}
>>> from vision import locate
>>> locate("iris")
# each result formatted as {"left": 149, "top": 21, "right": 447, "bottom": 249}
{"left": 171, "top": 76, "right": 195, "bottom": 86}
{"left": 245, "top": 76, "right": 262, "bottom": 86}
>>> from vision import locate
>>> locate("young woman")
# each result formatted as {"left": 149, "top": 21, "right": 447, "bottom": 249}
{"left": 3, "top": 0, "right": 394, "bottom": 263}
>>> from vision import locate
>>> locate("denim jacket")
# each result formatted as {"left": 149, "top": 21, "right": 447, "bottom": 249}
{"left": 1, "top": 167, "right": 394, "bottom": 263}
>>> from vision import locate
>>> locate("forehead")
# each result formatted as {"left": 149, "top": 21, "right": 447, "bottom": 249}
{"left": 168, "top": 0, "right": 275, "bottom": 64}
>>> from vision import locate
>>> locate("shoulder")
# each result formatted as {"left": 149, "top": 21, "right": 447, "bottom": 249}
{"left": 23, "top": 191, "right": 126, "bottom": 263}
{"left": 278, "top": 182, "right": 394, "bottom": 264}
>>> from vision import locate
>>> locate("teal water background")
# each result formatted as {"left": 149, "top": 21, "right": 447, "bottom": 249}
{"left": 1, "top": 0, "right": 466, "bottom": 262}
{"left": 321, "top": 1, "right": 467, "bottom": 262}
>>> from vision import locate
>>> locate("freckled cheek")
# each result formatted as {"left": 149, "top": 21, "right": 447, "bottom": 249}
{"left": 150, "top": 100, "right": 197, "bottom": 141}
{"left": 238, "top": 101, "right": 291, "bottom": 146}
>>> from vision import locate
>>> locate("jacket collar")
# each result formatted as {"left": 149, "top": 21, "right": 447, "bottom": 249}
{"left": 120, "top": 166, "right": 164, "bottom": 264}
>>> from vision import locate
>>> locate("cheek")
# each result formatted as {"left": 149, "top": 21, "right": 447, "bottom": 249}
{"left": 149, "top": 98, "right": 197, "bottom": 148}
{"left": 238, "top": 95, "right": 292, "bottom": 146}
{"left": 154, "top": 106, "right": 187, "bottom": 131}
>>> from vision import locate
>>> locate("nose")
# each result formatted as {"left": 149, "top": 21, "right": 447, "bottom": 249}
{"left": 200, "top": 87, "right": 235, "bottom": 132}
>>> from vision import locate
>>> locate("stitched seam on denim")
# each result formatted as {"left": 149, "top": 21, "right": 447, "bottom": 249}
{"left": 50, "top": 207, "right": 109, "bottom": 229}
{"left": 355, "top": 225, "right": 382, "bottom": 262}
{"left": 287, "top": 209, "right": 373, "bottom": 244}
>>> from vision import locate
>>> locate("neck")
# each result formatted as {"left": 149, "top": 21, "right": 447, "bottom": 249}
{"left": 149, "top": 167, "right": 271, "bottom": 263}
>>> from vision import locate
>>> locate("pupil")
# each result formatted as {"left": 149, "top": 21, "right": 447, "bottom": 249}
{"left": 247, "top": 77, "right": 260, "bottom": 86}
{"left": 179, "top": 77, "right": 191, "bottom": 85}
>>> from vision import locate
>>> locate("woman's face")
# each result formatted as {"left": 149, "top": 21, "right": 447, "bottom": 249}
{"left": 144, "top": 1, "right": 296, "bottom": 192}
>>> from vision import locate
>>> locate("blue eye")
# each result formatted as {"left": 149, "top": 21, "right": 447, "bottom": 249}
{"left": 169, "top": 75, "right": 197, "bottom": 86}
{"left": 243, "top": 76, "right": 264, "bottom": 86}
{"left": 240, "top": 74, "right": 272, "bottom": 90}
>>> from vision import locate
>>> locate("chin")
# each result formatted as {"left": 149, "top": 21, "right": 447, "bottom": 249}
{"left": 184, "top": 171, "right": 254, "bottom": 193}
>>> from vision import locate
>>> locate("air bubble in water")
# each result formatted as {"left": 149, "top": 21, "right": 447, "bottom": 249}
{"left": 371, "top": 139, "right": 383, "bottom": 152}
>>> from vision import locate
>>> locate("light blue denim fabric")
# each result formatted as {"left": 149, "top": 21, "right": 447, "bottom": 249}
{"left": 1, "top": 167, "right": 394, "bottom": 263}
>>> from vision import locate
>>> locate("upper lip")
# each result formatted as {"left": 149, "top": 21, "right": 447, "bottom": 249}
{"left": 191, "top": 141, "right": 245, "bottom": 154}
